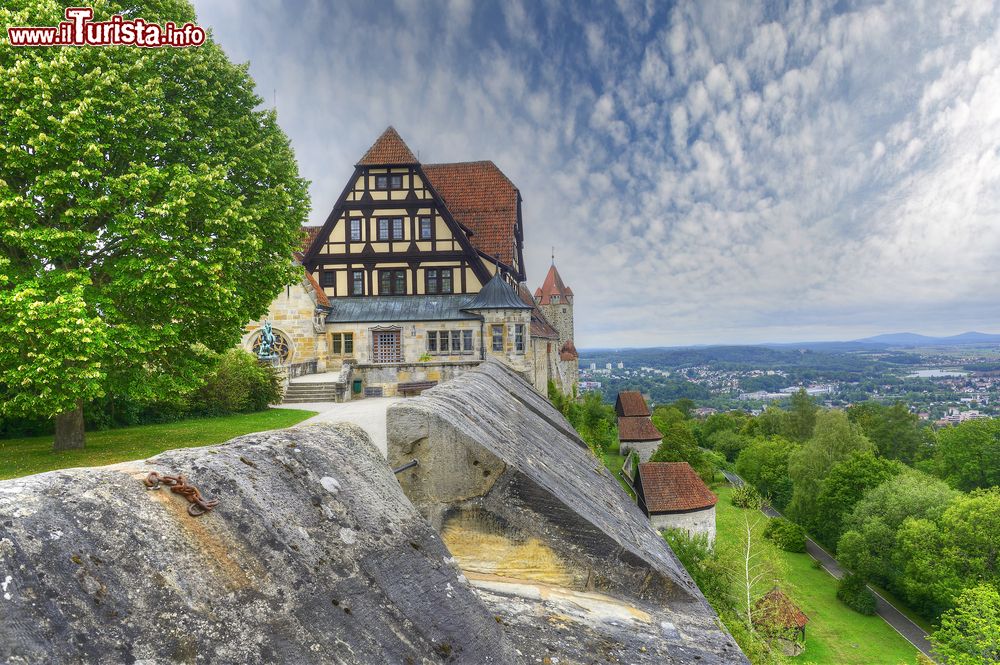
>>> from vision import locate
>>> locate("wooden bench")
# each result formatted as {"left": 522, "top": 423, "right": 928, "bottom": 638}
{"left": 397, "top": 380, "right": 437, "bottom": 397}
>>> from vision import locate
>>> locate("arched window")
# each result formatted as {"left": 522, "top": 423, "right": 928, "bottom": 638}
{"left": 251, "top": 328, "right": 292, "bottom": 364}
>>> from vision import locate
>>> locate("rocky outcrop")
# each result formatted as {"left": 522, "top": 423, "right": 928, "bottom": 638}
{"left": 1, "top": 361, "right": 747, "bottom": 664}
{"left": 388, "top": 359, "right": 748, "bottom": 664}
{"left": 0, "top": 424, "right": 519, "bottom": 664}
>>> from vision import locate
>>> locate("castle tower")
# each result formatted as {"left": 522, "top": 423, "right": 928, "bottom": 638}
{"left": 535, "top": 261, "right": 578, "bottom": 391}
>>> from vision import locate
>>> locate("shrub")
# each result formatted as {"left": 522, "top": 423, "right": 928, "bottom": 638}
{"left": 731, "top": 483, "right": 763, "bottom": 510}
{"left": 836, "top": 573, "right": 877, "bottom": 615}
{"left": 763, "top": 517, "right": 807, "bottom": 553}
{"left": 193, "top": 349, "right": 281, "bottom": 415}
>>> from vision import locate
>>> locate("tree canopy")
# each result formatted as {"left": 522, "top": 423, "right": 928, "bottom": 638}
{"left": 786, "top": 410, "right": 872, "bottom": 533}
{"left": 0, "top": 0, "right": 309, "bottom": 448}
{"left": 934, "top": 418, "right": 1000, "bottom": 491}
{"left": 931, "top": 584, "right": 1000, "bottom": 665}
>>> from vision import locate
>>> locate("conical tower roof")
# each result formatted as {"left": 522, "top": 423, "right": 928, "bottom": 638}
{"left": 534, "top": 263, "right": 573, "bottom": 305}
{"left": 357, "top": 127, "right": 419, "bottom": 166}
{"left": 464, "top": 272, "right": 532, "bottom": 310}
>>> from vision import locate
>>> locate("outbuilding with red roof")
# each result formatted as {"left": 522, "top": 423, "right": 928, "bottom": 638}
{"left": 635, "top": 461, "right": 718, "bottom": 544}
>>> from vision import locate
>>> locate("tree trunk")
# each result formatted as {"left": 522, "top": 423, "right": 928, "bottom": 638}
{"left": 53, "top": 401, "right": 85, "bottom": 451}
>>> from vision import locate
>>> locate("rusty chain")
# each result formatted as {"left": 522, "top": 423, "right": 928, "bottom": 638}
{"left": 143, "top": 472, "right": 219, "bottom": 517}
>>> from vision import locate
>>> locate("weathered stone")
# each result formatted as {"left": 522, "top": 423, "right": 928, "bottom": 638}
{"left": 388, "top": 360, "right": 748, "bottom": 664}
{"left": 0, "top": 424, "right": 519, "bottom": 664}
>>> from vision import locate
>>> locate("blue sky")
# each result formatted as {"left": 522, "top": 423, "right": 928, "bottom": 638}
{"left": 192, "top": 0, "right": 1000, "bottom": 347}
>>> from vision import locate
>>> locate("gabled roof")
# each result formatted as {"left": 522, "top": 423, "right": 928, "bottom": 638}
{"left": 618, "top": 416, "right": 663, "bottom": 442}
{"left": 637, "top": 462, "right": 717, "bottom": 513}
{"left": 423, "top": 161, "right": 520, "bottom": 269}
{"left": 357, "top": 126, "right": 419, "bottom": 166}
{"left": 560, "top": 340, "right": 578, "bottom": 361}
{"left": 616, "top": 391, "right": 650, "bottom": 417}
{"left": 464, "top": 272, "right": 533, "bottom": 310}
{"left": 535, "top": 264, "right": 573, "bottom": 305}
{"left": 754, "top": 588, "right": 808, "bottom": 630}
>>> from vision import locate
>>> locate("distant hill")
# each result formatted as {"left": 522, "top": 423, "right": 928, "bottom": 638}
{"left": 854, "top": 331, "right": 1000, "bottom": 346}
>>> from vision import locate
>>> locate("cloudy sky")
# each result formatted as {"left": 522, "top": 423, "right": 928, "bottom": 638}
{"left": 192, "top": 0, "right": 1000, "bottom": 347}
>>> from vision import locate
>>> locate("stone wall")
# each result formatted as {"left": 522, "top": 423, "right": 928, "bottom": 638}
{"left": 243, "top": 275, "right": 327, "bottom": 372}
{"left": 651, "top": 506, "right": 717, "bottom": 546}
{"left": 621, "top": 438, "right": 661, "bottom": 462}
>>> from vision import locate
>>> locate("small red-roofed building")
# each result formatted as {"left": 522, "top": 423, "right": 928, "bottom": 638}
{"left": 753, "top": 587, "right": 808, "bottom": 653}
{"left": 616, "top": 391, "right": 662, "bottom": 461}
{"left": 635, "top": 461, "right": 718, "bottom": 544}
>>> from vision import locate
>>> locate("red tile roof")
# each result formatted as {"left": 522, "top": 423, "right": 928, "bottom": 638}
{"left": 616, "top": 391, "right": 650, "bottom": 417}
{"left": 618, "top": 416, "right": 663, "bottom": 441}
{"left": 560, "top": 339, "right": 578, "bottom": 361}
{"left": 423, "top": 161, "right": 519, "bottom": 267}
{"left": 303, "top": 269, "right": 330, "bottom": 307}
{"left": 357, "top": 126, "right": 419, "bottom": 166}
{"left": 754, "top": 588, "right": 808, "bottom": 630}
{"left": 534, "top": 264, "right": 573, "bottom": 305}
{"left": 637, "top": 462, "right": 717, "bottom": 513}
{"left": 301, "top": 226, "right": 322, "bottom": 254}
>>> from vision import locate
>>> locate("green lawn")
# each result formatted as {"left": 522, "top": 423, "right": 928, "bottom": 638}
{"left": 0, "top": 409, "right": 316, "bottom": 480}
{"left": 714, "top": 484, "right": 920, "bottom": 664}
{"left": 599, "top": 440, "right": 635, "bottom": 498}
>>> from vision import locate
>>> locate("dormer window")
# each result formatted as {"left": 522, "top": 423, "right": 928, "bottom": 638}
{"left": 551, "top": 295, "right": 560, "bottom": 303}
{"left": 375, "top": 173, "right": 403, "bottom": 190}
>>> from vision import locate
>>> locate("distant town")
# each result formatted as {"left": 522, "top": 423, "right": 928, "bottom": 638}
{"left": 578, "top": 340, "right": 1000, "bottom": 426}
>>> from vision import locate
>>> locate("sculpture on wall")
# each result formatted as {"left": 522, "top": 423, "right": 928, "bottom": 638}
{"left": 257, "top": 321, "right": 277, "bottom": 360}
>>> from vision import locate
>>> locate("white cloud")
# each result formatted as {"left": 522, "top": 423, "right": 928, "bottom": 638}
{"left": 193, "top": 0, "right": 1000, "bottom": 346}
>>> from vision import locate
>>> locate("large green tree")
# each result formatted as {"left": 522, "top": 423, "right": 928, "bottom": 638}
{"left": 0, "top": 0, "right": 308, "bottom": 449}
{"left": 735, "top": 436, "right": 797, "bottom": 510}
{"left": 931, "top": 584, "right": 1000, "bottom": 665}
{"left": 812, "top": 451, "right": 902, "bottom": 549}
{"left": 786, "top": 410, "right": 872, "bottom": 532}
{"left": 783, "top": 388, "right": 818, "bottom": 442}
{"left": 848, "top": 401, "right": 927, "bottom": 464}
{"left": 895, "top": 489, "right": 1000, "bottom": 617}
{"left": 934, "top": 419, "right": 1000, "bottom": 491}
{"left": 837, "top": 470, "right": 957, "bottom": 588}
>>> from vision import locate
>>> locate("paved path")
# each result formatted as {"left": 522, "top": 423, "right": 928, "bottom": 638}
{"left": 721, "top": 470, "right": 936, "bottom": 661}
{"left": 274, "top": 398, "right": 402, "bottom": 457}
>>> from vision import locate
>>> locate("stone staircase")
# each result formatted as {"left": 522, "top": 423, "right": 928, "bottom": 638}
{"left": 282, "top": 380, "right": 344, "bottom": 403}
{"left": 281, "top": 363, "right": 353, "bottom": 404}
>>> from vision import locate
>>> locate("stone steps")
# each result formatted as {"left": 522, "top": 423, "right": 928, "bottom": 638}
{"left": 283, "top": 382, "right": 343, "bottom": 403}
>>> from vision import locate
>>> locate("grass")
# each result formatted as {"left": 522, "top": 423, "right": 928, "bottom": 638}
{"left": 714, "top": 484, "right": 920, "bottom": 665}
{"left": 0, "top": 409, "right": 317, "bottom": 480}
{"left": 599, "top": 440, "right": 635, "bottom": 498}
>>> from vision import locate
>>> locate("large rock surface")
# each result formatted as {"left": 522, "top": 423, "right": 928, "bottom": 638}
{"left": 0, "top": 424, "right": 519, "bottom": 664}
{"left": 388, "top": 360, "right": 748, "bottom": 664}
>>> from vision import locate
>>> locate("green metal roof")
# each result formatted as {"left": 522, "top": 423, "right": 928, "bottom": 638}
{"left": 463, "top": 273, "right": 533, "bottom": 310}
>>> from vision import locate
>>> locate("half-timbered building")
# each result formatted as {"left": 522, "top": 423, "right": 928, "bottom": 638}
{"left": 242, "top": 127, "right": 577, "bottom": 398}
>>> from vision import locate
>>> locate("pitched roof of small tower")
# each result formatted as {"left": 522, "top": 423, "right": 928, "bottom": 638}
{"left": 464, "top": 272, "right": 533, "bottom": 310}
{"left": 616, "top": 391, "right": 651, "bottom": 417}
{"left": 535, "top": 263, "right": 573, "bottom": 305}
{"left": 356, "top": 126, "right": 419, "bottom": 166}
